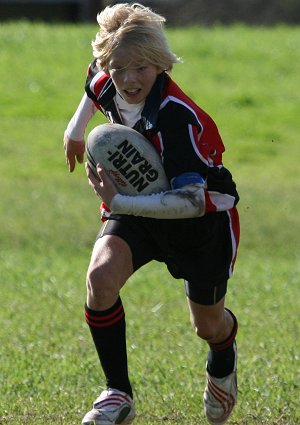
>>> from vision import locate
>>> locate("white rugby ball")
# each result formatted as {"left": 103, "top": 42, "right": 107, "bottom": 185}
{"left": 86, "top": 123, "right": 170, "bottom": 195}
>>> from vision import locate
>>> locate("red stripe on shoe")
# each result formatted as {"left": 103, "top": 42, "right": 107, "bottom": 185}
{"left": 207, "top": 377, "right": 236, "bottom": 419}
{"left": 94, "top": 394, "right": 131, "bottom": 409}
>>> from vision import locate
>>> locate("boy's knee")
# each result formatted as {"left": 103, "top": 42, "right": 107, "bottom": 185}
{"left": 191, "top": 317, "right": 225, "bottom": 343}
{"left": 86, "top": 263, "right": 117, "bottom": 300}
{"left": 194, "top": 326, "right": 219, "bottom": 343}
{"left": 87, "top": 263, "right": 102, "bottom": 287}
{"left": 191, "top": 308, "right": 236, "bottom": 345}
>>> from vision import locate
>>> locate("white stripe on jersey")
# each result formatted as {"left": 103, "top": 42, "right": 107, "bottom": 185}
{"left": 99, "top": 78, "right": 114, "bottom": 98}
{"left": 188, "top": 123, "right": 208, "bottom": 165}
{"left": 156, "top": 131, "right": 165, "bottom": 162}
{"left": 226, "top": 209, "right": 237, "bottom": 277}
{"left": 90, "top": 70, "right": 106, "bottom": 96}
{"left": 160, "top": 95, "right": 208, "bottom": 165}
{"left": 159, "top": 95, "right": 204, "bottom": 130}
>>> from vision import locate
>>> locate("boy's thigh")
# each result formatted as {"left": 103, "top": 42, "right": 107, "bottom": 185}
{"left": 96, "top": 215, "right": 159, "bottom": 272}
{"left": 90, "top": 233, "right": 134, "bottom": 285}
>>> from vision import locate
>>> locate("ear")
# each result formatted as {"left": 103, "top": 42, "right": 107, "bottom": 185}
{"left": 99, "top": 60, "right": 110, "bottom": 76}
{"left": 102, "top": 65, "right": 110, "bottom": 76}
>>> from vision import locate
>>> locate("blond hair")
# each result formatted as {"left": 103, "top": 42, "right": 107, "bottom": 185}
{"left": 92, "top": 2, "right": 181, "bottom": 72}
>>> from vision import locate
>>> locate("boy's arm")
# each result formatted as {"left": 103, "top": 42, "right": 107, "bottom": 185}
{"left": 65, "top": 92, "right": 97, "bottom": 141}
{"left": 86, "top": 164, "right": 206, "bottom": 219}
{"left": 86, "top": 164, "right": 237, "bottom": 219}
{"left": 64, "top": 93, "right": 97, "bottom": 172}
{"left": 110, "top": 185, "right": 205, "bottom": 218}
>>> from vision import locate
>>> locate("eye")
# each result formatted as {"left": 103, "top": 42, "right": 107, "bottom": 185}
{"left": 137, "top": 66, "right": 147, "bottom": 72}
{"left": 110, "top": 65, "right": 122, "bottom": 71}
{"left": 110, "top": 67, "right": 125, "bottom": 75}
{"left": 108, "top": 61, "right": 125, "bottom": 72}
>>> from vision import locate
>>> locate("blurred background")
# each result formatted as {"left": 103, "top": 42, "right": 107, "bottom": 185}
{"left": 1, "top": 0, "right": 300, "bottom": 25}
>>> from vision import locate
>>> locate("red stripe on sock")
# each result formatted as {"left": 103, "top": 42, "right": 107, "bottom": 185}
{"left": 85, "top": 304, "right": 124, "bottom": 322}
{"left": 85, "top": 309, "right": 125, "bottom": 328}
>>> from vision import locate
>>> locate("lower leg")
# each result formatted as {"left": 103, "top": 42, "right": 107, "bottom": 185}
{"left": 85, "top": 297, "right": 133, "bottom": 397}
{"left": 207, "top": 309, "right": 238, "bottom": 378}
{"left": 187, "top": 298, "right": 238, "bottom": 377}
{"left": 85, "top": 235, "right": 134, "bottom": 396}
{"left": 187, "top": 295, "right": 239, "bottom": 423}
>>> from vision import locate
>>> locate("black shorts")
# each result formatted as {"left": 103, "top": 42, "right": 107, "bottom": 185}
{"left": 97, "top": 210, "right": 239, "bottom": 305}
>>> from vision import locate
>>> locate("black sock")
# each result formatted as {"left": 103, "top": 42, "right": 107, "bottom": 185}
{"left": 207, "top": 308, "right": 238, "bottom": 379}
{"left": 84, "top": 297, "right": 133, "bottom": 398}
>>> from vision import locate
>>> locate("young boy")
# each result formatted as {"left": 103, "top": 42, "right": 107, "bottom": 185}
{"left": 64, "top": 3, "right": 240, "bottom": 424}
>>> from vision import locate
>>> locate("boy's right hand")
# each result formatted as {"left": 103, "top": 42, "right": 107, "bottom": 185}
{"left": 63, "top": 132, "right": 85, "bottom": 172}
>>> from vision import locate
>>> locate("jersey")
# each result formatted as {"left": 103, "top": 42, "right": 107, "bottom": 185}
{"left": 85, "top": 59, "right": 239, "bottom": 215}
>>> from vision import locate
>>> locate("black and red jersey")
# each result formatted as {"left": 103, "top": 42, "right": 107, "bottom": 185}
{"left": 85, "top": 59, "right": 239, "bottom": 214}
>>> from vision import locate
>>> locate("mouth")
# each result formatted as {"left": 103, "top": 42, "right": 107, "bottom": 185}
{"left": 123, "top": 88, "right": 141, "bottom": 97}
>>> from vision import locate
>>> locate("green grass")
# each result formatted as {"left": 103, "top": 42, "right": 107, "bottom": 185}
{"left": 0, "top": 22, "right": 299, "bottom": 424}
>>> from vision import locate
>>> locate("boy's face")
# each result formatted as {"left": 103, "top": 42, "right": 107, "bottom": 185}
{"left": 107, "top": 48, "right": 164, "bottom": 104}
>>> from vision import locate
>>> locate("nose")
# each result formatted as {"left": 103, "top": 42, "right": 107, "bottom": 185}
{"left": 123, "top": 68, "right": 137, "bottom": 84}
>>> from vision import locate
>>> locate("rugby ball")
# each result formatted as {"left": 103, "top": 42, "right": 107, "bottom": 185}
{"left": 86, "top": 123, "right": 170, "bottom": 195}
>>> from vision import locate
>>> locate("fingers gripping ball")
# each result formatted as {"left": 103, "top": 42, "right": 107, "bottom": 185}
{"left": 86, "top": 124, "right": 170, "bottom": 195}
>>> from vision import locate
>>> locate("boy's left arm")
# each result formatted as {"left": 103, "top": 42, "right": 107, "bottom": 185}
{"left": 63, "top": 93, "right": 97, "bottom": 172}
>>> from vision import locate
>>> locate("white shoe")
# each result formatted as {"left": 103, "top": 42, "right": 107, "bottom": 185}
{"left": 82, "top": 388, "right": 135, "bottom": 425}
{"left": 203, "top": 342, "right": 237, "bottom": 424}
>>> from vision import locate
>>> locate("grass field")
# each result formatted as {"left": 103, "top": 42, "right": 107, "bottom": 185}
{"left": 0, "top": 22, "right": 299, "bottom": 424}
